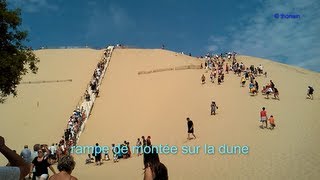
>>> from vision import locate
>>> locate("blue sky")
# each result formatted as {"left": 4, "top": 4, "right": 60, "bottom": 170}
{"left": 8, "top": 0, "right": 320, "bottom": 72}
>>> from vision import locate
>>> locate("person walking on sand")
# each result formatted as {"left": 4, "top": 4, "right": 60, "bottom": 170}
{"left": 210, "top": 71, "right": 214, "bottom": 83}
{"left": 186, "top": 118, "right": 196, "bottom": 140}
{"left": 260, "top": 107, "right": 268, "bottom": 129}
{"left": 241, "top": 76, "right": 246, "bottom": 87}
{"left": 255, "top": 81, "right": 259, "bottom": 92}
{"left": 201, "top": 74, "right": 206, "bottom": 84}
{"left": 307, "top": 86, "right": 314, "bottom": 100}
{"left": 273, "top": 87, "right": 280, "bottom": 100}
{"left": 210, "top": 101, "right": 218, "bottom": 115}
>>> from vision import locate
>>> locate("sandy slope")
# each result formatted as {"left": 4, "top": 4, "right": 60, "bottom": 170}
{"left": 1, "top": 48, "right": 319, "bottom": 179}
{"left": 0, "top": 48, "right": 102, "bottom": 165}
{"left": 74, "top": 49, "right": 320, "bottom": 179}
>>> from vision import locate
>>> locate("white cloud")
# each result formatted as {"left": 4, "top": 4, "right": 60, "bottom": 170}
{"left": 85, "top": 4, "right": 135, "bottom": 40}
{"left": 108, "top": 5, "right": 135, "bottom": 28}
{"left": 207, "top": 0, "right": 320, "bottom": 72}
{"left": 8, "top": 0, "right": 58, "bottom": 13}
{"left": 206, "top": 45, "right": 218, "bottom": 52}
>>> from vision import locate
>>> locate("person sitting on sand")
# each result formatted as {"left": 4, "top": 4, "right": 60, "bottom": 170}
{"left": 111, "top": 144, "right": 119, "bottom": 163}
{"left": 210, "top": 101, "right": 218, "bottom": 115}
{"left": 250, "top": 87, "right": 257, "bottom": 95}
{"left": 260, "top": 107, "right": 268, "bottom": 129}
{"left": 249, "top": 82, "right": 254, "bottom": 92}
{"left": 187, "top": 118, "right": 196, "bottom": 140}
{"left": 143, "top": 147, "right": 168, "bottom": 180}
{"left": 49, "top": 155, "right": 78, "bottom": 180}
{"left": 201, "top": 74, "right": 206, "bottom": 84}
{"left": 85, "top": 154, "right": 94, "bottom": 164}
{"left": 307, "top": 86, "right": 314, "bottom": 100}
{"left": 103, "top": 148, "right": 110, "bottom": 161}
{"left": 268, "top": 115, "right": 276, "bottom": 130}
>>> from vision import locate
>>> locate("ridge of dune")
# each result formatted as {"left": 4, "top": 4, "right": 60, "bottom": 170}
{"left": 74, "top": 48, "right": 320, "bottom": 179}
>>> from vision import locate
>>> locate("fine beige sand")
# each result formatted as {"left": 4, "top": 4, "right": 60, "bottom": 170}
{"left": 1, "top": 48, "right": 320, "bottom": 179}
{"left": 75, "top": 49, "right": 320, "bottom": 179}
{"left": 0, "top": 48, "right": 102, "bottom": 165}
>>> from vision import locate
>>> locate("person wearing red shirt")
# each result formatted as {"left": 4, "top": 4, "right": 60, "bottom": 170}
{"left": 260, "top": 107, "right": 268, "bottom": 129}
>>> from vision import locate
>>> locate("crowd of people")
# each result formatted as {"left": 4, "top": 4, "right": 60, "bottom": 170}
{"left": 60, "top": 48, "right": 112, "bottom": 156}
{"left": 86, "top": 135, "right": 153, "bottom": 166}
{"left": 197, "top": 50, "right": 315, "bottom": 133}
{"left": 1, "top": 47, "right": 114, "bottom": 179}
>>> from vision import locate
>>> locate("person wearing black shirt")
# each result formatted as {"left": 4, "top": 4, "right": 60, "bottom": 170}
{"left": 186, "top": 117, "right": 196, "bottom": 140}
{"left": 93, "top": 143, "right": 102, "bottom": 166}
{"left": 31, "top": 150, "right": 56, "bottom": 179}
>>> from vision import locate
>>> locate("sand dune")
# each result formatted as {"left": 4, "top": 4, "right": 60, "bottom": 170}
{"left": 75, "top": 49, "right": 320, "bottom": 179}
{"left": 0, "top": 48, "right": 102, "bottom": 165}
{"left": 1, "top": 48, "right": 320, "bottom": 179}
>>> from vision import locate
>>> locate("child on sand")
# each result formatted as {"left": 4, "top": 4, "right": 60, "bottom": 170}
{"left": 268, "top": 115, "right": 276, "bottom": 130}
